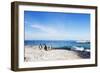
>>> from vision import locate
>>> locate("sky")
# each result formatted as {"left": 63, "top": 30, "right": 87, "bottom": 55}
{"left": 24, "top": 11, "right": 90, "bottom": 40}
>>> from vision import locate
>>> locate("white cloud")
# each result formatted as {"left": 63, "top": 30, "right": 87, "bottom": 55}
{"left": 31, "top": 24, "right": 58, "bottom": 34}
{"left": 24, "top": 24, "right": 69, "bottom": 40}
{"left": 25, "top": 24, "right": 90, "bottom": 40}
{"left": 25, "top": 32, "right": 68, "bottom": 40}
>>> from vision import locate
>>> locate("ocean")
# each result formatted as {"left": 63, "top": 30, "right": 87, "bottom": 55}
{"left": 24, "top": 40, "right": 90, "bottom": 50}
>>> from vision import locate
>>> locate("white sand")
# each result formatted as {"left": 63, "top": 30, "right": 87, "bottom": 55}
{"left": 24, "top": 46, "right": 82, "bottom": 62}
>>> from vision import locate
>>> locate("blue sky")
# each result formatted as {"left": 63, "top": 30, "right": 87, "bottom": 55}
{"left": 24, "top": 11, "right": 90, "bottom": 40}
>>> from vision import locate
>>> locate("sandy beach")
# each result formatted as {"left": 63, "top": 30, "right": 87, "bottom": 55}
{"left": 24, "top": 46, "right": 83, "bottom": 62}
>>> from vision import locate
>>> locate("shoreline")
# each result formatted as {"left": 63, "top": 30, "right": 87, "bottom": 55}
{"left": 24, "top": 45, "right": 90, "bottom": 62}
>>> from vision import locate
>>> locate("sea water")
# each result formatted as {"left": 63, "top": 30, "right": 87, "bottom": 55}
{"left": 24, "top": 40, "right": 90, "bottom": 50}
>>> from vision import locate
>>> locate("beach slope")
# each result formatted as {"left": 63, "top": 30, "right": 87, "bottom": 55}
{"left": 24, "top": 46, "right": 82, "bottom": 62}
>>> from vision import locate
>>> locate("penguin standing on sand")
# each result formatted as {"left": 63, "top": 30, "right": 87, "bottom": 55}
{"left": 44, "top": 44, "right": 47, "bottom": 51}
{"left": 39, "top": 44, "right": 42, "bottom": 50}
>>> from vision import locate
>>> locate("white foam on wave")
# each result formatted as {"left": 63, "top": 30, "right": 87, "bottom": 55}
{"left": 72, "top": 46, "right": 90, "bottom": 52}
{"left": 72, "top": 46, "right": 84, "bottom": 51}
